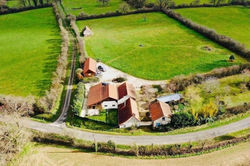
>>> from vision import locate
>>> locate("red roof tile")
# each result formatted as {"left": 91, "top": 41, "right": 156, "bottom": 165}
{"left": 87, "top": 83, "right": 118, "bottom": 107}
{"left": 83, "top": 58, "right": 97, "bottom": 75}
{"left": 118, "top": 98, "right": 139, "bottom": 125}
{"left": 149, "top": 101, "right": 171, "bottom": 121}
{"left": 118, "top": 82, "right": 136, "bottom": 100}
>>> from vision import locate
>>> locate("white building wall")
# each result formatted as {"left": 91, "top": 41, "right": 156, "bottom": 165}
{"left": 101, "top": 101, "right": 118, "bottom": 109}
{"left": 153, "top": 116, "right": 171, "bottom": 128}
{"left": 119, "top": 117, "right": 140, "bottom": 128}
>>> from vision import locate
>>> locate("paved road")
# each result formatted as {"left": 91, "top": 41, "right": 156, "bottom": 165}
{"left": 54, "top": 39, "right": 76, "bottom": 124}
{"left": 1, "top": 115, "right": 249, "bottom": 145}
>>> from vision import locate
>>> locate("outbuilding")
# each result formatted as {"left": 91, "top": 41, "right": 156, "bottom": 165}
{"left": 149, "top": 101, "right": 172, "bottom": 128}
{"left": 83, "top": 58, "right": 97, "bottom": 77}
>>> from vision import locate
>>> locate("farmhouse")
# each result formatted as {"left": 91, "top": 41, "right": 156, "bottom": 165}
{"left": 149, "top": 101, "right": 172, "bottom": 128}
{"left": 87, "top": 83, "right": 118, "bottom": 111}
{"left": 118, "top": 98, "right": 140, "bottom": 128}
{"left": 83, "top": 58, "right": 97, "bottom": 77}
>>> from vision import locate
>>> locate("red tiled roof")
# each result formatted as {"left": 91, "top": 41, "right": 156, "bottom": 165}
{"left": 83, "top": 58, "right": 97, "bottom": 74}
{"left": 118, "top": 82, "right": 136, "bottom": 100}
{"left": 87, "top": 83, "right": 118, "bottom": 107}
{"left": 149, "top": 101, "right": 171, "bottom": 121}
{"left": 118, "top": 98, "right": 139, "bottom": 125}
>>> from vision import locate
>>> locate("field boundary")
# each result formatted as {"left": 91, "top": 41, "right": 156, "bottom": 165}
{"left": 75, "top": 3, "right": 249, "bottom": 21}
{"left": 0, "top": 4, "right": 52, "bottom": 15}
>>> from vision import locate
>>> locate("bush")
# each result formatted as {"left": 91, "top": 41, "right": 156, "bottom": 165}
{"left": 170, "top": 111, "right": 196, "bottom": 128}
{"left": 72, "top": 82, "right": 85, "bottom": 116}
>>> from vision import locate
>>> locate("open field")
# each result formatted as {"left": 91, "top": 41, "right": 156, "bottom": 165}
{"left": 176, "top": 6, "right": 250, "bottom": 48}
{"left": 0, "top": 8, "right": 61, "bottom": 97}
{"left": 17, "top": 141, "right": 250, "bottom": 166}
{"left": 63, "top": 0, "right": 124, "bottom": 15}
{"left": 77, "top": 12, "right": 246, "bottom": 80}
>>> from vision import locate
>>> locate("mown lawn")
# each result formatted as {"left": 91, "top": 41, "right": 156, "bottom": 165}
{"left": 0, "top": 8, "right": 61, "bottom": 97}
{"left": 176, "top": 6, "right": 250, "bottom": 48}
{"left": 63, "top": 0, "right": 124, "bottom": 15}
{"left": 77, "top": 12, "right": 246, "bottom": 80}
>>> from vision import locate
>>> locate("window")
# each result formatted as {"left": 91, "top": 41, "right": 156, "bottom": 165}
{"left": 92, "top": 105, "right": 96, "bottom": 109}
{"left": 112, "top": 104, "right": 115, "bottom": 107}
{"left": 104, "top": 105, "right": 108, "bottom": 107}
{"left": 162, "top": 117, "right": 165, "bottom": 121}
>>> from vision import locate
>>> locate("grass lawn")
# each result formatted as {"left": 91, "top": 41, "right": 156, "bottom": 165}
{"left": 176, "top": 6, "right": 250, "bottom": 48}
{"left": 62, "top": 0, "right": 124, "bottom": 15}
{"left": 77, "top": 12, "right": 246, "bottom": 80}
{"left": 0, "top": 8, "right": 61, "bottom": 97}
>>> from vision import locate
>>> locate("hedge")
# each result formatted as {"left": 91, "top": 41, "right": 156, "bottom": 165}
{"left": 0, "top": 4, "right": 52, "bottom": 15}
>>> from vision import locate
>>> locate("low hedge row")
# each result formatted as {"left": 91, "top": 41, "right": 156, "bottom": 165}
{"left": 162, "top": 9, "right": 250, "bottom": 59}
{"left": 165, "top": 64, "right": 250, "bottom": 92}
{"left": 0, "top": 4, "right": 52, "bottom": 15}
{"left": 32, "top": 132, "right": 250, "bottom": 157}
{"left": 76, "top": 8, "right": 158, "bottom": 20}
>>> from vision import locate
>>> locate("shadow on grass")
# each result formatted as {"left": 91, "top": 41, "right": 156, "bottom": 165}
{"left": 35, "top": 27, "right": 62, "bottom": 96}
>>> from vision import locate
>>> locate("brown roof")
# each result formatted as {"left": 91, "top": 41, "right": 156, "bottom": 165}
{"left": 149, "top": 101, "right": 172, "bottom": 121}
{"left": 118, "top": 98, "right": 140, "bottom": 125}
{"left": 83, "top": 58, "right": 97, "bottom": 74}
{"left": 118, "top": 82, "right": 136, "bottom": 100}
{"left": 87, "top": 83, "right": 118, "bottom": 107}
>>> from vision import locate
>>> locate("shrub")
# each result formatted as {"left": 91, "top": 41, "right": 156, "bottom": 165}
{"left": 72, "top": 82, "right": 85, "bottom": 116}
{"left": 112, "top": 77, "right": 126, "bottom": 83}
{"left": 119, "top": 3, "right": 130, "bottom": 13}
{"left": 170, "top": 111, "right": 196, "bottom": 128}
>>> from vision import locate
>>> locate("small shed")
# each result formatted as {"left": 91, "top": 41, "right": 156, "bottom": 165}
{"left": 149, "top": 101, "right": 172, "bottom": 128}
{"left": 83, "top": 58, "right": 97, "bottom": 77}
{"left": 157, "top": 94, "right": 183, "bottom": 104}
{"left": 81, "top": 26, "right": 93, "bottom": 37}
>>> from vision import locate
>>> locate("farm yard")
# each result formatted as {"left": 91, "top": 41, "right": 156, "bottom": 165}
{"left": 77, "top": 12, "right": 246, "bottom": 80}
{"left": 0, "top": 8, "right": 61, "bottom": 97}
{"left": 63, "top": 0, "right": 124, "bottom": 15}
{"left": 176, "top": 6, "right": 250, "bottom": 48}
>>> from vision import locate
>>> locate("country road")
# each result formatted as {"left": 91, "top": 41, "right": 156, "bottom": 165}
{"left": 0, "top": 115, "right": 249, "bottom": 145}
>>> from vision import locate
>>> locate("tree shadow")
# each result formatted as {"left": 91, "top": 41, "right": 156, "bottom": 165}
{"left": 35, "top": 27, "right": 62, "bottom": 97}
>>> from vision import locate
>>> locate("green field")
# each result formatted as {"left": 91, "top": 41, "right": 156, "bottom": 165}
{"left": 0, "top": 8, "right": 61, "bottom": 97}
{"left": 63, "top": 0, "right": 124, "bottom": 15}
{"left": 176, "top": 6, "right": 250, "bottom": 48}
{"left": 77, "top": 12, "right": 246, "bottom": 80}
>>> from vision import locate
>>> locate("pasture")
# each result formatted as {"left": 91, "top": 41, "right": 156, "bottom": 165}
{"left": 77, "top": 12, "right": 246, "bottom": 80}
{"left": 63, "top": 0, "right": 123, "bottom": 15}
{"left": 0, "top": 8, "right": 61, "bottom": 97}
{"left": 176, "top": 6, "right": 250, "bottom": 48}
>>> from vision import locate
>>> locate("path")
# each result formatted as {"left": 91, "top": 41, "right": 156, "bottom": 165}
{"left": 0, "top": 115, "right": 249, "bottom": 145}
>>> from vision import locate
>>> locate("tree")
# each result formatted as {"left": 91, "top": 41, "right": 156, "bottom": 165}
{"left": 170, "top": 111, "right": 196, "bottom": 128}
{"left": 98, "top": 0, "right": 110, "bottom": 6}
{"left": 127, "top": 0, "right": 145, "bottom": 8}
{"left": 229, "top": 55, "right": 235, "bottom": 62}
{"left": 119, "top": 2, "right": 130, "bottom": 13}
{"left": 190, "top": 0, "right": 200, "bottom": 5}
{"left": 156, "top": 0, "right": 175, "bottom": 9}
